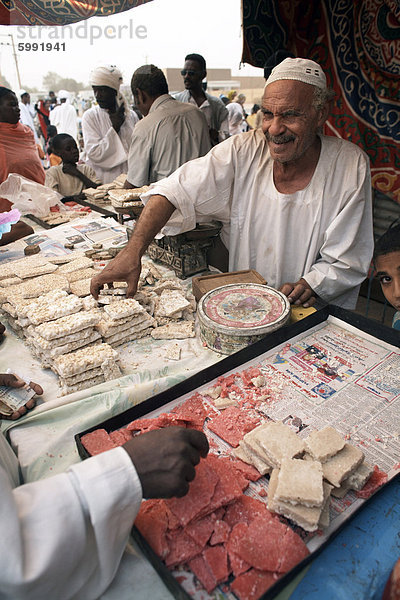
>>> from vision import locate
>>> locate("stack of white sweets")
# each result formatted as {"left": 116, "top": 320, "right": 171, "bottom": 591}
{"left": 108, "top": 186, "right": 149, "bottom": 209}
{"left": 234, "top": 423, "right": 373, "bottom": 532}
{"left": 95, "top": 296, "right": 156, "bottom": 347}
{"left": 83, "top": 173, "right": 127, "bottom": 207}
{"left": 0, "top": 253, "right": 122, "bottom": 394}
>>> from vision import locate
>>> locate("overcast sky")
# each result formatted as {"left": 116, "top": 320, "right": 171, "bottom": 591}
{"left": 0, "top": 0, "right": 262, "bottom": 92}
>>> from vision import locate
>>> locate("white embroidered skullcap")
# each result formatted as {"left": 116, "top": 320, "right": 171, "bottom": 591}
{"left": 265, "top": 57, "right": 326, "bottom": 90}
{"left": 57, "top": 89, "right": 70, "bottom": 100}
{"left": 90, "top": 64, "right": 123, "bottom": 91}
{"left": 18, "top": 89, "right": 28, "bottom": 97}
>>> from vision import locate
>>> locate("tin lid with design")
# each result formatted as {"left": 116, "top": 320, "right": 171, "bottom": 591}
{"left": 197, "top": 283, "right": 290, "bottom": 337}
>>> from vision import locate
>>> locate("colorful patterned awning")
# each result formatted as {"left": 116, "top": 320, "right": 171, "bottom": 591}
{"left": 0, "top": 0, "right": 153, "bottom": 26}
{"left": 242, "top": 0, "right": 400, "bottom": 203}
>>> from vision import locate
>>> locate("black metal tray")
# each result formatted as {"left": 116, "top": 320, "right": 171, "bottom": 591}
{"left": 75, "top": 305, "right": 400, "bottom": 599}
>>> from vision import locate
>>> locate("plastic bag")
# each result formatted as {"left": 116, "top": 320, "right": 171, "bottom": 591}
{"left": 0, "top": 174, "right": 65, "bottom": 217}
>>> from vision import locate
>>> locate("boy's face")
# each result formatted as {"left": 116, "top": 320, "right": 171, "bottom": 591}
{"left": 58, "top": 137, "right": 79, "bottom": 164}
{"left": 375, "top": 250, "right": 400, "bottom": 311}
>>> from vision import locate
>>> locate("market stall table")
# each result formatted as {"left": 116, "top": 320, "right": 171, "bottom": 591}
{"left": 1, "top": 219, "right": 399, "bottom": 600}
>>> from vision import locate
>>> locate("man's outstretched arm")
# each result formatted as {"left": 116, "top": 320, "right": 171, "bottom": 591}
{"left": 90, "top": 194, "right": 175, "bottom": 298}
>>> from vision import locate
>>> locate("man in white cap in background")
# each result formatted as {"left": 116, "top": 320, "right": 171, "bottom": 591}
{"left": 18, "top": 90, "right": 39, "bottom": 143}
{"left": 91, "top": 57, "right": 373, "bottom": 311}
{"left": 81, "top": 64, "right": 139, "bottom": 183}
{"left": 50, "top": 90, "right": 78, "bottom": 142}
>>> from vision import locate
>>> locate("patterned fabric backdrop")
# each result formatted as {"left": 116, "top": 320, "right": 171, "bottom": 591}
{"left": 0, "top": 0, "right": 152, "bottom": 26}
{"left": 242, "top": 0, "right": 400, "bottom": 203}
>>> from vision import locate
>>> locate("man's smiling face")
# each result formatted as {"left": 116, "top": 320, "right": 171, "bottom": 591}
{"left": 261, "top": 80, "right": 325, "bottom": 165}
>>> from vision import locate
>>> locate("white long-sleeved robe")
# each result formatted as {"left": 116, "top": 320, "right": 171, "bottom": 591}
{"left": 19, "top": 102, "right": 39, "bottom": 143}
{"left": 82, "top": 106, "right": 139, "bottom": 184}
{"left": 50, "top": 103, "right": 79, "bottom": 142}
{"left": 141, "top": 129, "right": 373, "bottom": 309}
{"left": 0, "top": 433, "right": 142, "bottom": 600}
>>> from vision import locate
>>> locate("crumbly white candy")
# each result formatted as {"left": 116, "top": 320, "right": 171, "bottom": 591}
{"left": 53, "top": 343, "right": 118, "bottom": 377}
{"left": 103, "top": 298, "right": 144, "bottom": 320}
{"left": 64, "top": 267, "right": 96, "bottom": 283}
{"left": 13, "top": 261, "right": 58, "bottom": 279}
{"left": 69, "top": 279, "right": 92, "bottom": 297}
{"left": 10, "top": 290, "right": 68, "bottom": 318}
{"left": 96, "top": 313, "right": 153, "bottom": 336}
{"left": 46, "top": 331, "right": 101, "bottom": 358}
{"left": 155, "top": 289, "right": 191, "bottom": 318}
{"left": 30, "top": 325, "right": 98, "bottom": 351}
{"left": 164, "top": 343, "right": 181, "bottom": 361}
{"left": 27, "top": 294, "right": 83, "bottom": 325}
{"left": 0, "top": 277, "right": 23, "bottom": 287}
{"left": 106, "top": 326, "right": 153, "bottom": 347}
{"left": 58, "top": 256, "right": 93, "bottom": 274}
{"left": 18, "top": 274, "right": 70, "bottom": 299}
{"left": 151, "top": 321, "right": 195, "bottom": 340}
{"left": 104, "top": 321, "right": 154, "bottom": 345}
{"left": 60, "top": 374, "right": 106, "bottom": 396}
{"left": 35, "top": 309, "right": 101, "bottom": 340}
{"left": 152, "top": 280, "right": 184, "bottom": 295}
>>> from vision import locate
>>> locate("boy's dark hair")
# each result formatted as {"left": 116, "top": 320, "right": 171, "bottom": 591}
{"left": 131, "top": 65, "right": 168, "bottom": 97}
{"left": 185, "top": 53, "right": 206, "bottom": 71}
{"left": 51, "top": 133, "right": 74, "bottom": 153}
{"left": 374, "top": 222, "right": 400, "bottom": 260}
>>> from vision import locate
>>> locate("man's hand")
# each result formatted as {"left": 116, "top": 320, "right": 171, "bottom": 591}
{"left": 123, "top": 427, "right": 209, "bottom": 499}
{"left": 90, "top": 245, "right": 141, "bottom": 299}
{"left": 108, "top": 103, "right": 125, "bottom": 133}
{"left": 279, "top": 278, "right": 317, "bottom": 308}
{"left": 0, "top": 373, "right": 43, "bottom": 420}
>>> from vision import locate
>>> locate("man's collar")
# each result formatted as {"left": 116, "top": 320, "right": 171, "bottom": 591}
{"left": 148, "top": 94, "right": 172, "bottom": 114}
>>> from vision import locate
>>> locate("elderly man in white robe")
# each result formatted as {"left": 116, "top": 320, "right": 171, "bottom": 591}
{"left": 81, "top": 64, "right": 139, "bottom": 184}
{"left": 90, "top": 58, "right": 373, "bottom": 311}
{"left": 49, "top": 89, "right": 78, "bottom": 142}
{"left": 0, "top": 372, "right": 208, "bottom": 599}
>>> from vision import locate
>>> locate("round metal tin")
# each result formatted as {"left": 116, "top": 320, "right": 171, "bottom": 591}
{"left": 197, "top": 283, "right": 290, "bottom": 354}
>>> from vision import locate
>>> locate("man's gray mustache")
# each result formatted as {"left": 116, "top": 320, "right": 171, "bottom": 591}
{"left": 265, "top": 134, "right": 295, "bottom": 144}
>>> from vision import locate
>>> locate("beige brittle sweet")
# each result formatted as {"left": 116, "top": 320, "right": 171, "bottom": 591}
{"left": 104, "top": 324, "right": 154, "bottom": 347}
{"left": 13, "top": 261, "right": 58, "bottom": 279}
{"left": 27, "top": 294, "right": 83, "bottom": 326}
{"left": 64, "top": 267, "right": 96, "bottom": 283}
{"left": 275, "top": 458, "right": 324, "bottom": 508}
{"left": 19, "top": 274, "right": 70, "bottom": 299}
{"left": 155, "top": 289, "right": 191, "bottom": 318}
{"left": 53, "top": 343, "right": 118, "bottom": 377}
{"left": 151, "top": 320, "right": 195, "bottom": 340}
{"left": 58, "top": 256, "right": 93, "bottom": 274}
{"left": 96, "top": 313, "right": 151, "bottom": 336}
{"left": 305, "top": 426, "right": 346, "bottom": 462}
{"left": 103, "top": 298, "right": 144, "bottom": 320}
{"left": 69, "top": 279, "right": 92, "bottom": 297}
{"left": 35, "top": 309, "right": 101, "bottom": 340}
{"left": 30, "top": 326, "right": 97, "bottom": 351}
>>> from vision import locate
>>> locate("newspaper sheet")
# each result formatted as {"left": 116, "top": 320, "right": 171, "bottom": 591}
{"left": 128, "top": 315, "right": 400, "bottom": 599}
{"left": 0, "top": 216, "right": 128, "bottom": 264}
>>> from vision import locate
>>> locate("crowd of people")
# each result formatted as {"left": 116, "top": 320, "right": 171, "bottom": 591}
{"left": 0, "top": 53, "right": 398, "bottom": 599}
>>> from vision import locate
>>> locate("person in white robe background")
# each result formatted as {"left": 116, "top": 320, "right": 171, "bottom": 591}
{"left": 49, "top": 90, "right": 79, "bottom": 143}
{"left": 81, "top": 64, "right": 139, "bottom": 184}
{"left": 0, "top": 372, "right": 208, "bottom": 600}
{"left": 90, "top": 57, "right": 373, "bottom": 310}
{"left": 18, "top": 90, "right": 39, "bottom": 144}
